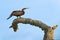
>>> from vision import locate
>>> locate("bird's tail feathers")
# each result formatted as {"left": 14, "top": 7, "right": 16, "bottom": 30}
{"left": 7, "top": 14, "right": 12, "bottom": 20}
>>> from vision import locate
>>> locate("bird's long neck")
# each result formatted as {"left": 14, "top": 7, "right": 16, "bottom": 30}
{"left": 21, "top": 9, "right": 25, "bottom": 11}
{"left": 21, "top": 9, "right": 25, "bottom": 14}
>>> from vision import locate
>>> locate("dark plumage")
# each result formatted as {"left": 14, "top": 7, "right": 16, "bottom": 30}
{"left": 7, "top": 8, "right": 28, "bottom": 20}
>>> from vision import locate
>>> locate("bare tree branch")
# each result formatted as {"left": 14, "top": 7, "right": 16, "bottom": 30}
{"left": 9, "top": 17, "right": 58, "bottom": 40}
{"left": 10, "top": 17, "right": 51, "bottom": 32}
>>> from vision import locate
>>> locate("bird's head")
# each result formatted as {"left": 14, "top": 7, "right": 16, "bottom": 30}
{"left": 22, "top": 8, "right": 28, "bottom": 11}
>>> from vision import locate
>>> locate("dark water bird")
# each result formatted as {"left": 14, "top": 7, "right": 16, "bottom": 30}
{"left": 7, "top": 8, "right": 28, "bottom": 20}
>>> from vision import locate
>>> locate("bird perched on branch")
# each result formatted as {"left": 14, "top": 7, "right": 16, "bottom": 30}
{"left": 7, "top": 8, "right": 28, "bottom": 20}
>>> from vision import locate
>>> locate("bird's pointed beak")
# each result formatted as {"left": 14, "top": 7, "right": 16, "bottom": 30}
{"left": 25, "top": 8, "right": 29, "bottom": 9}
{"left": 22, "top": 8, "right": 29, "bottom": 10}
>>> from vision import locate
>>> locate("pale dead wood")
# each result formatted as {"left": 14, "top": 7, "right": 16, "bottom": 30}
{"left": 9, "top": 17, "right": 58, "bottom": 40}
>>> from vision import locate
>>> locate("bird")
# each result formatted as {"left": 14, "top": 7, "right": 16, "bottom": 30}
{"left": 7, "top": 8, "right": 28, "bottom": 20}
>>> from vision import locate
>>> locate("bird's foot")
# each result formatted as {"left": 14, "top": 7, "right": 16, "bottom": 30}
{"left": 19, "top": 17, "right": 21, "bottom": 18}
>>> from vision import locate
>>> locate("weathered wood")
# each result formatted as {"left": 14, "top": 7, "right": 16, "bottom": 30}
{"left": 10, "top": 17, "right": 58, "bottom": 40}
{"left": 43, "top": 25, "right": 58, "bottom": 40}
